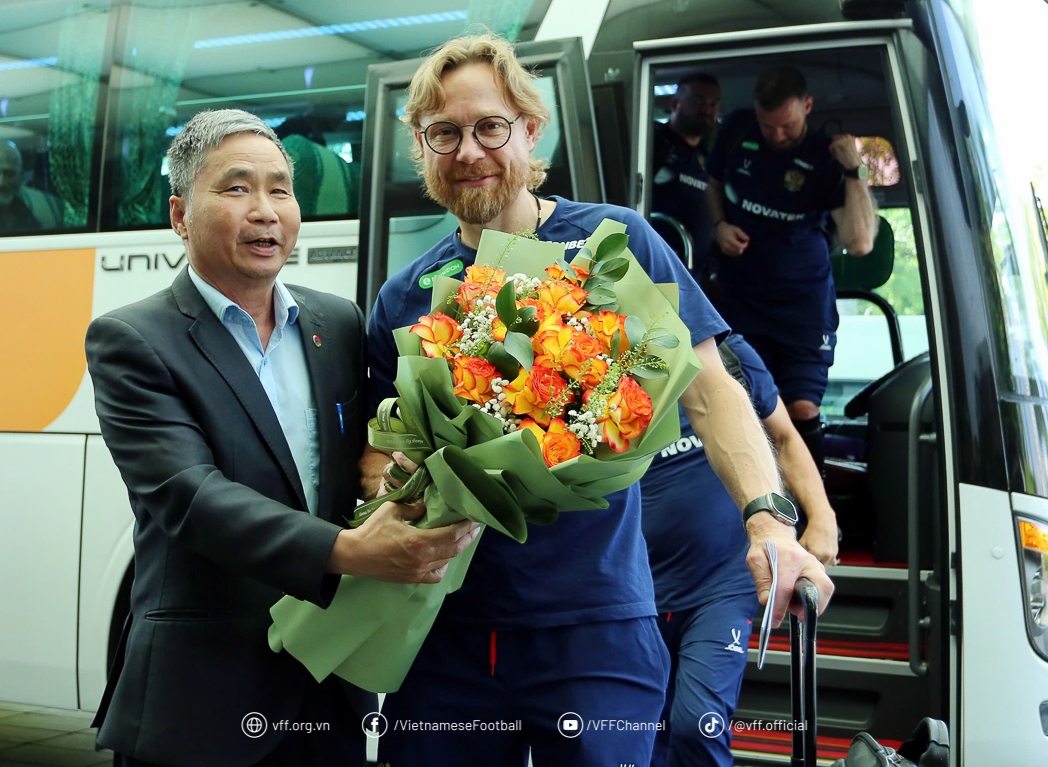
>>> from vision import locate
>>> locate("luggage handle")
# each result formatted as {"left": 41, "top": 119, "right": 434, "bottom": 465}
{"left": 790, "top": 577, "right": 819, "bottom": 767}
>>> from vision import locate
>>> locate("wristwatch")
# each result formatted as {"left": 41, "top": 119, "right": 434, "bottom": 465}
{"left": 742, "top": 492, "right": 799, "bottom": 528}
{"left": 843, "top": 163, "right": 869, "bottom": 180}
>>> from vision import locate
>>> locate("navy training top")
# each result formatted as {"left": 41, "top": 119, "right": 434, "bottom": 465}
{"left": 367, "top": 195, "right": 729, "bottom": 629}
{"left": 650, "top": 120, "right": 715, "bottom": 279}
{"left": 706, "top": 109, "right": 846, "bottom": 328}
{"left": 640, "top": 333, "right": 779, "bottom": 612}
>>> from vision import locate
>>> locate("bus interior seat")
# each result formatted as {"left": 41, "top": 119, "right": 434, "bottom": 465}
{"left": 828, "top": 215, "right": 937, "bottom": 564}
{"left": 832, "top": 214, "right": 903, "bottom": 367}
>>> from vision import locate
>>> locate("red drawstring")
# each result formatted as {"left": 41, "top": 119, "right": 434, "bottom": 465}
{"left": 666, "top": 612, "right": 672, "bottom": 623}
{"left": 490, "top": 630, "right": 497, "bottom": 676}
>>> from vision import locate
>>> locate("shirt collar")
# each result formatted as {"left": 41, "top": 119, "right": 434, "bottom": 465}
{"left": 188, "top": 265, "right": 299, "bottom": 328}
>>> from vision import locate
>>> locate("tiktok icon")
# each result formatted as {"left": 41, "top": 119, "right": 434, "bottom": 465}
{"left": 698, "top": 712, "right": 725, "bottom": 738}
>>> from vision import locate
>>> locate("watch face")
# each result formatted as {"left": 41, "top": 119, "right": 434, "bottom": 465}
{"left": 770, "top": 493, "right": 799, "bottom": 523}
{"left": 858, "top": 164, "right": 869, "bottom": 180}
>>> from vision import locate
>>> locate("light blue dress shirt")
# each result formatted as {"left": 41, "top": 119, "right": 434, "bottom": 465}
{"left": 188, "top": 266, "right": 320, "bottom": 515}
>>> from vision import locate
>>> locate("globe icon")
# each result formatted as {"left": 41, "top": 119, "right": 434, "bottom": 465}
{"left": 242, "top": 713, "right": 268, "bottom": 738}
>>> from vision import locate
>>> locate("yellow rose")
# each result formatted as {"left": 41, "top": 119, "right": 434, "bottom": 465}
{"left": 409, "top": 312, "right": 461, "bottom": 359}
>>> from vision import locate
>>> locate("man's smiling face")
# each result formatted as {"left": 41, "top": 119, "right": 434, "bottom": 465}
{"left": 417, "top": 62, "right": 537, "bottom": 225}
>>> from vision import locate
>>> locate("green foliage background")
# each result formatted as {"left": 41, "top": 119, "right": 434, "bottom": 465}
{"left": 873, "top": 207, "right": 925, "bottom": 316}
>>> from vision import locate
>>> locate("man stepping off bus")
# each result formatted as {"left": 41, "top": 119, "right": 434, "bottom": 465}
{"left": 705, "top": 66, "right": 878, "bottom": 474}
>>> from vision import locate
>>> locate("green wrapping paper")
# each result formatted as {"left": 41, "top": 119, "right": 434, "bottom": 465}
{"left": 268, "top": 218, "right": 704, "bottom": 692}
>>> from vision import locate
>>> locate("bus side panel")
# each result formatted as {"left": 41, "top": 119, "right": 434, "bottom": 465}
{"left": 0, "top": 433, "right": 84, "bottom": 708}
{"left": 77, "top": 437, "right": 135, "bottom": 713}
{"left": 958, "top": 483, "right": 1048, "bottom": 765}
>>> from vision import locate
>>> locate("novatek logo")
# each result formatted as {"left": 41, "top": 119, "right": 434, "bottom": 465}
{"left": 678, "top": 173, "right": 709, "bottom": 191}
{"left": 793, "top": 157, "right": 814, "bottom": 170}
{"left": 740, "top": 199, "right": 805, "bottom": 222}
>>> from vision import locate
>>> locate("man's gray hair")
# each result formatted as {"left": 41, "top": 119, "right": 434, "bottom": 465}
{"left": 167, "top": 109, "right": 293, "bottom": 202}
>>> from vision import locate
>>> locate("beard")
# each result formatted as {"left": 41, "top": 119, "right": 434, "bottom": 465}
{"left": 676, "top": 113, "right": 715, "bottom": 139}
{"left": 423, "top": 158, "right": 530, "bottom": 225}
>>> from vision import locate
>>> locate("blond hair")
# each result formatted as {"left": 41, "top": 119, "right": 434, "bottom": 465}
{"left": 402, "top": 33, "right": 551, "bottom": 190}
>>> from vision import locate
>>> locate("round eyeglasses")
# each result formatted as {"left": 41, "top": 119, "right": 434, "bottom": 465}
{"left": 420, "top": 114, "right": 522, "bottom": 155}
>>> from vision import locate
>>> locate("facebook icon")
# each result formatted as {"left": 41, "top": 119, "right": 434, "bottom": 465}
{"left": 362, "top": 712, "right": 388, "bottom": 738}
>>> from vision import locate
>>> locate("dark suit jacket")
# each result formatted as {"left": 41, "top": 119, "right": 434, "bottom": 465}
{"left": 85, "top": 268, "right": 369, "bottom": 766}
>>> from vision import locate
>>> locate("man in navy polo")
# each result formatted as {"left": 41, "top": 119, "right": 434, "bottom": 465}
{"left": 651, "top": 72, "right": 721, "bottom": 284}
{"left": 363, "top": 36, "right": 834, "bottom": 767}
{"left": 706, "top": 66, "right": 877, "bottom": 472}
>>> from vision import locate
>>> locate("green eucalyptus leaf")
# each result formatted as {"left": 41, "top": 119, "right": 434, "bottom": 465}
{"left": 624, "top": 315, "right": 647, "bottom": 347}
{"left": 515, "top": 317, "right": 540, "bottom": 337}
{"left": 515, "top": 305, "right": 537, "bottom": 324}
{"left": 503, "top": 331, "right": 535, "bottom": 371}
{"left": 554, "top": 258, "right": 577, "bottom": 279}
{"left": 589, "top": 257, "right": 630, "bottom": 282}
{"left": 581, "top": 274, "right": 612, "bottom": 291}
{"left": 495, "top": 281, "right": 518, "bottom": 327}
{"left": 610, "top": 329, "right": 622, "bottom": 359}
{"left": 585, "top": 288, "right": 617, "bottom": 305}
{"left": 646, "top": 327, "right": 680, "bottom": 348}
{"left": 594, "top": 232, "right": 628, "bottom": 263}
{"left": 629, "top": 365, "right": 670, "bottom": 379}
{"left": 486, "top": 342, "right": 521, "bottom": 380}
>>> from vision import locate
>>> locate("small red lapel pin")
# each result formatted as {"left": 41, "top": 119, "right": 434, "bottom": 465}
{"left": 313, "top": 334, "right": 322, "bottom": 347}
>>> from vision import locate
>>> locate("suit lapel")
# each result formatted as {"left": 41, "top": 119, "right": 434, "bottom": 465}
{"left": 172, "top": 269, "right": 310, "bottom": 512}
{"left": 290, "top": 292, "right": 340, "bottom": 523}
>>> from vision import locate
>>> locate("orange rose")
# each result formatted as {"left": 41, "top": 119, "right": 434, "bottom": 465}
{"left": 452, "top": 356, "right": 498, "bottom": 405}
{"left": 541, "top": 418, "right": 582, "bottom": 466}
{"left": 503, "top": 364, "right": 571, "bottom": 426}
{"left": 532, "top": 323, "right": 572, "bottom": 369}
{"left": 464, "top": 265, "right": 506, "bottom": 284}
{"left": 519, "top": 298, "right": 553, "bottom": 326}
{"left": 409, "top": 312, "right": 461, "bottom": 359}
{"left": 518, "top": 417, "right": 546, "bottom": 443}
{"left": 456, "top": 281, "right": 496, "bottom": 310}
{"left": 535, "top": 279, "right": 589, "bottom": 316}
{"left": 517, "top": 417, "right": 581, "bottom": 467}
{"left": 600, "top": 376, "right": 653, "bottom": 452}
{"left": 560, "top": 330, "right": 607, "bottom": 384}
{"left": 589, "top": 310, "right": 631, "bottom": 355}
{"left": 544, "top": 261, "right": 590, "bottom": 285}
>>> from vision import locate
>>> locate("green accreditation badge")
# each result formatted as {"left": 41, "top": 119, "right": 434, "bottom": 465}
{"left": 742, "top": 141, "right": 760, "bottom": 151}
{"left": 419, "top": 259, "right": 464, "bottom": 290}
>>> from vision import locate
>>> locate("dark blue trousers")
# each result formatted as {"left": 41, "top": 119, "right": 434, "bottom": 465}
{"left": 379, "top": 616, "right": 670, "bottom": 766}
{"left": 650, "top": 591, "right": 759, "bottom": 767}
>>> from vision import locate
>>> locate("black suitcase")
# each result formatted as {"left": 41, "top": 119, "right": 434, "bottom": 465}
{"left": 786, "top": 578, "right": 951, "bottom": 767}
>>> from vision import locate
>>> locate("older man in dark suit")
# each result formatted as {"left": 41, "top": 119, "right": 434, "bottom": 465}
{"left": 85, "top": 109, "right": 478, "bottom": 767}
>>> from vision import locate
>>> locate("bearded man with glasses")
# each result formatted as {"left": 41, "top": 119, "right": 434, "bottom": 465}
{"left": 362, "top": 33, "right": 833, "bottom": 767}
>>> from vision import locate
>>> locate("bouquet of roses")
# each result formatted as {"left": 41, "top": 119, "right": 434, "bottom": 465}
{"left": 268, "top": 218, "right": 703, "bottom": 692}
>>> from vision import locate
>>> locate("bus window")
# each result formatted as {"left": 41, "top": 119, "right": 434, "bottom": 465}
{"left": 102, "top": 1, "right": 480, "bottom": 230}
{"left": 0, "top": 4, "right": 108, "bottom": 234}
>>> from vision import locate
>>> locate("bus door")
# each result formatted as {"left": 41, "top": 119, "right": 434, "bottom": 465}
{"left": 356, "top": 37, "right": 605, "bottom": 314}
{"left": 633, "top": 20, "right": 952, "bottom": 762}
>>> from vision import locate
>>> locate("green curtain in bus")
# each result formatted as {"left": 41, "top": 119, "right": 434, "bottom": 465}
{"left": 48, "top": 8, "right": 108, "bottom": 228}
{"left": 467, "top": 0, "right": 531, "bottom": 41}
{"left": 116, "top": 5, "right": 201, "bottom": 227}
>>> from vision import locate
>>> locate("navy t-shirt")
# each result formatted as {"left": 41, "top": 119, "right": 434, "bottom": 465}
{"left": 640, "top": 333, "right": 778, "bottom": 612}
{"left": 367, "top": 196, "right": 729, "bottom": 629}
{"left": 651, "top": 121, "right": 714, "bottom": 279}
{"left": 706, "top": 109, "right": 846, "bottom": 328}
